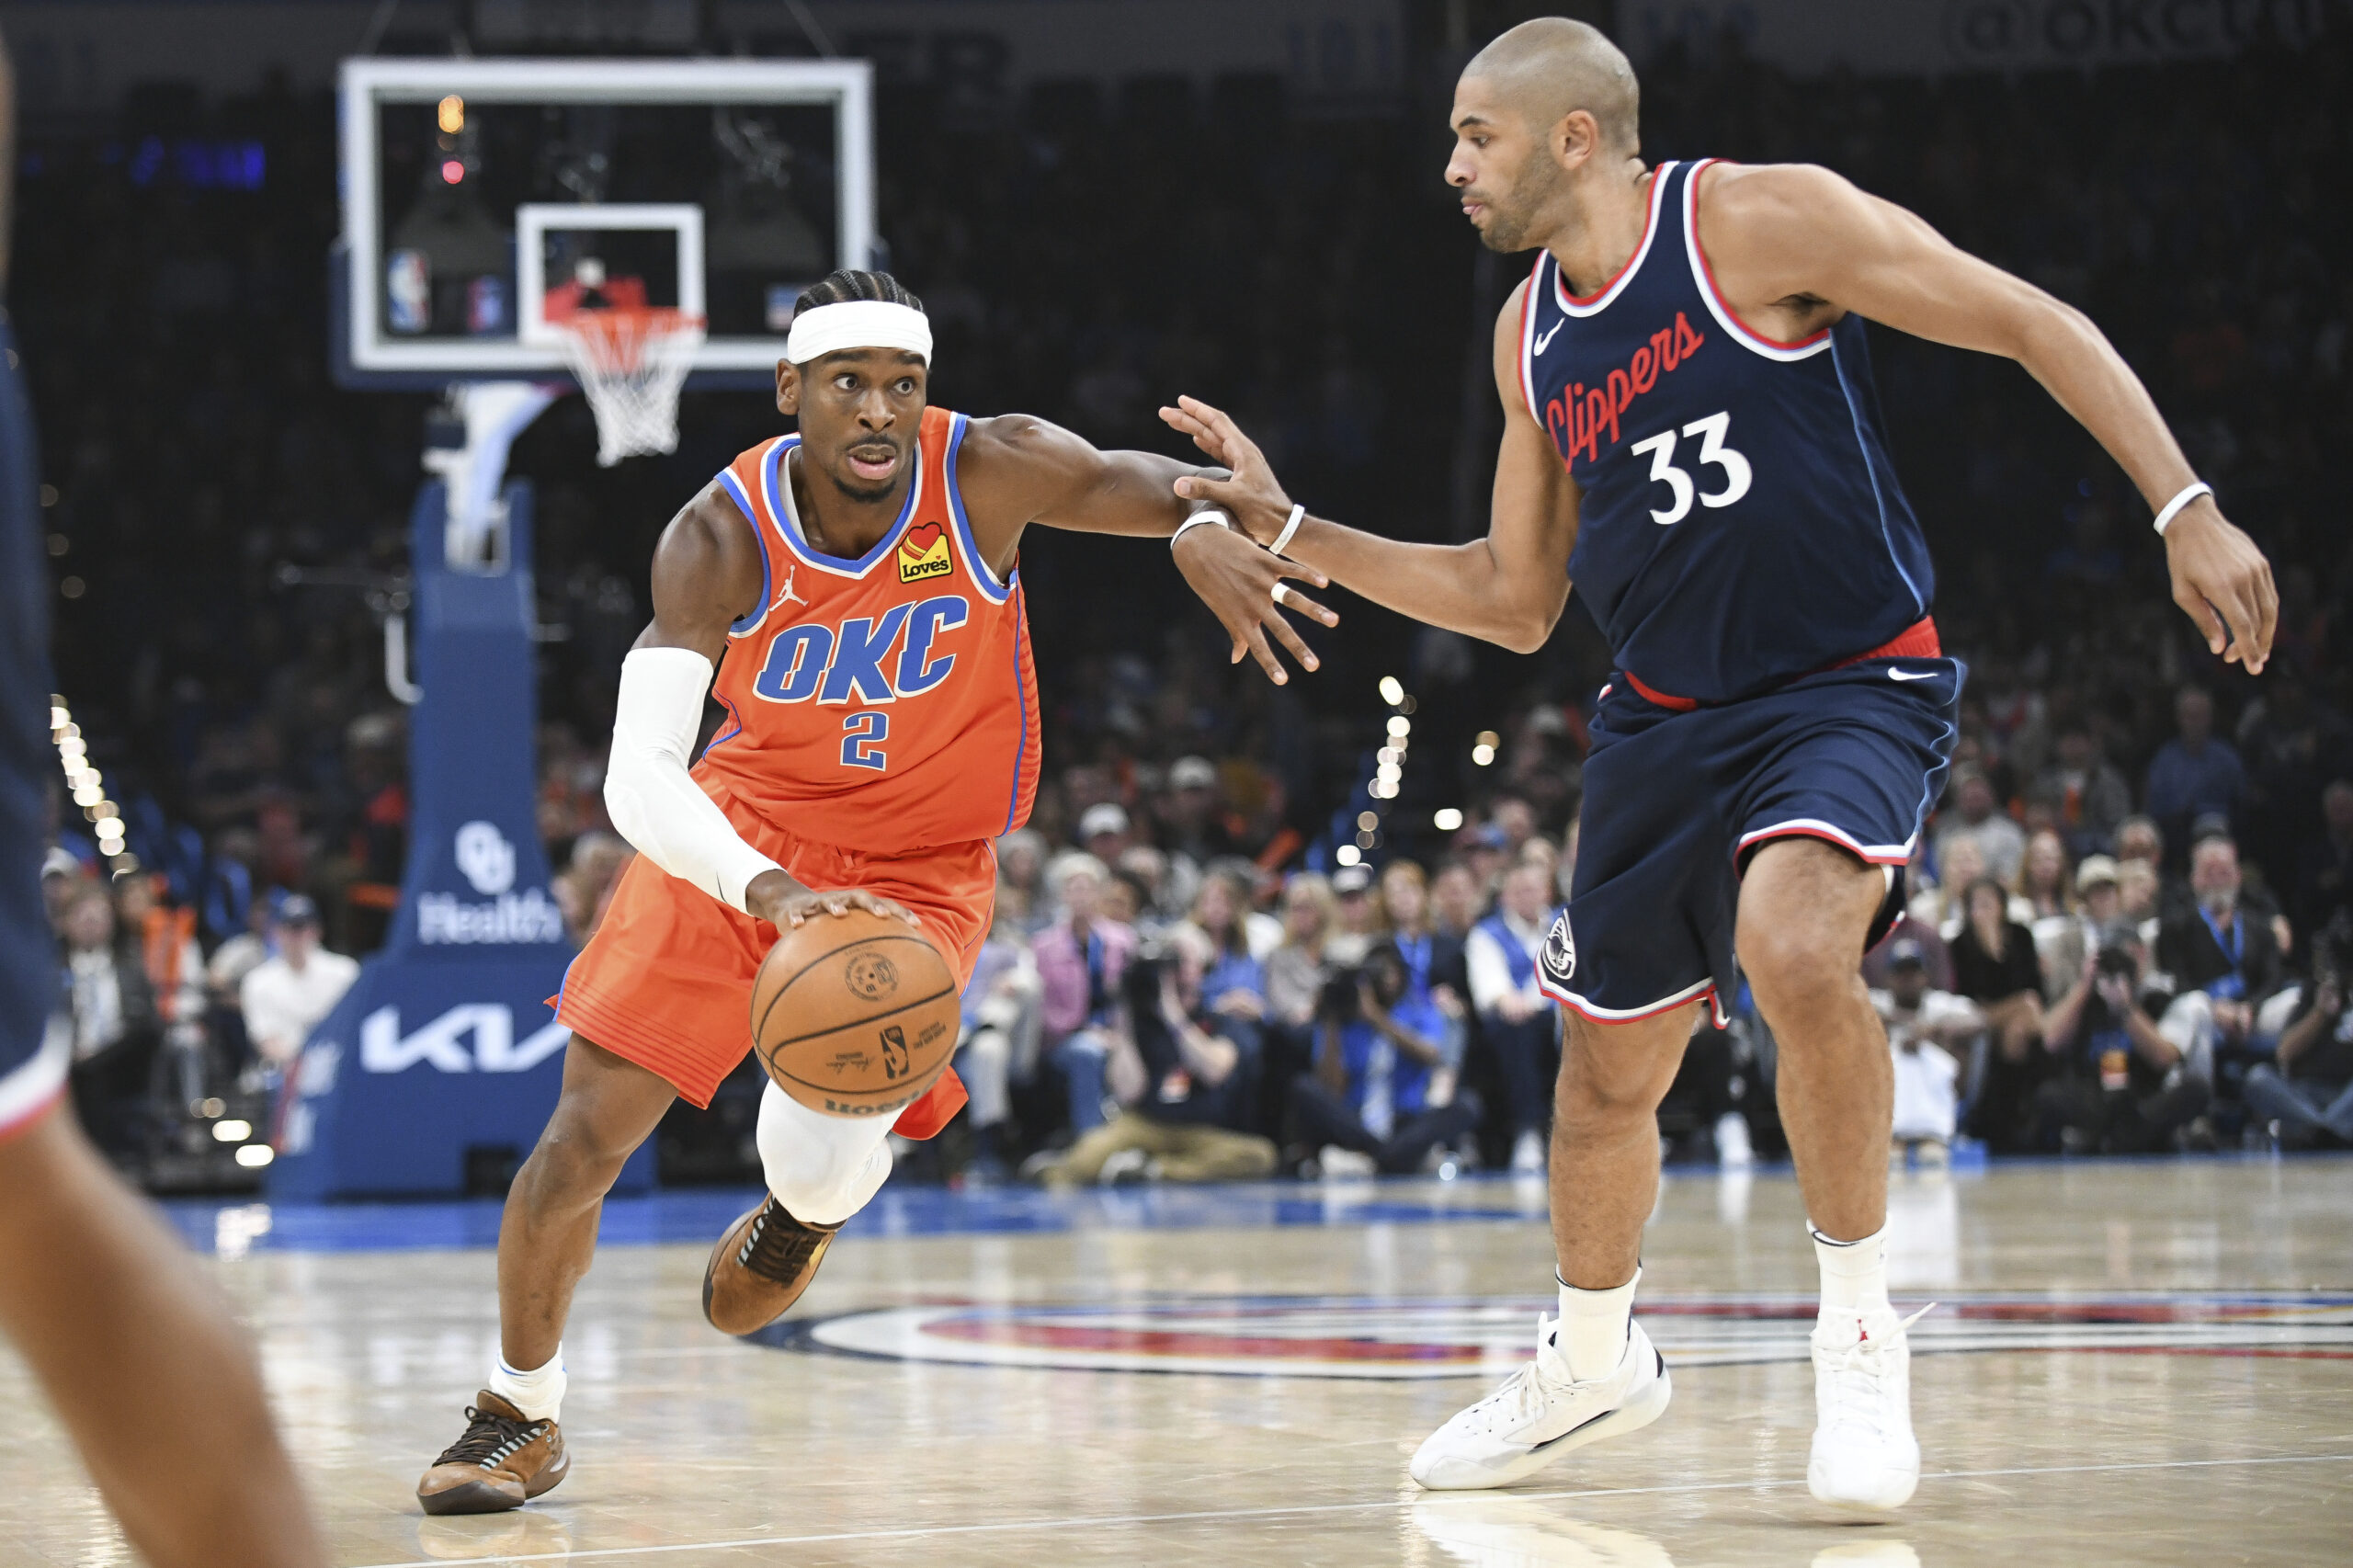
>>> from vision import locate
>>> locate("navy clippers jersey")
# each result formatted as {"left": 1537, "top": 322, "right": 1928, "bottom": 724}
{"left": 2, "top": 309, "right": 66, "bottom": 1136}
{"left": 1518, "top": 158, "right": 1935, "bottom": 704}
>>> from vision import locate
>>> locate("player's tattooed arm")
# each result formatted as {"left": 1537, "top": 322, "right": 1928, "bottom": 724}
{"left": 616, "top": 483, "right": 916, "bottom": 929}
{"left": 1692, "top": 160, "right": 2276, "bottom": 675}
{"left": 1158, "top": 280, "right": 1579, "bottom": 654}
{"left": 954, "top": 413, "right": 1340, "bottom": 686}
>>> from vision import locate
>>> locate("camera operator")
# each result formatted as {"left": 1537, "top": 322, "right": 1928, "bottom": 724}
{"left": 2240, "top": 913, "right": 2353, "bottom": 1147}
{"left": 1289, "top": 942, "right": 1480, "bottom": 1176}
{"left": 1041, "top": 926, "right": 1277, "bottom": 1187}
{"left": 2033, "top": 922, "right": 2207, "bottom": 1153}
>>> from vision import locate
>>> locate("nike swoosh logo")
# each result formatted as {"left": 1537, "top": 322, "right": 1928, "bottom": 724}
{"left": 1888, "top": 667, "right": 1938, "bottom": 681}
{"left": 1534, "top": 320, "right": 1565, "bottom": 355}
{"left": 1526, "top": 1349, "right": 1665, "bottom": 1453}
{"left": 1528, "top": 1405, "right": 1614, "bottom": 1454}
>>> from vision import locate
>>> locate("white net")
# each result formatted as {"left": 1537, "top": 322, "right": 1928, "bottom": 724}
{"left": 554, "top": 308, "right": 706, "bottom": 466}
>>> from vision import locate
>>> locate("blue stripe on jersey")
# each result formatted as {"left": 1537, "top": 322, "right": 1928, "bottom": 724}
{"left": 715, "top": 467, "right": 772, "bottom": 639}
{"left": 1522, "top": 158, "right": 1935, "bottom": 704}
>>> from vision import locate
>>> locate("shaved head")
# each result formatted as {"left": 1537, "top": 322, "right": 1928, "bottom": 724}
{"left": 1463, "top": 17, "right": 1640, "bottom": 154}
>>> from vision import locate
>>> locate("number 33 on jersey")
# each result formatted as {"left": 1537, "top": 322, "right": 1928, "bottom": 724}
{"left": 696, "top": 406, "right": 1041, "bottom": 853}
{"left": 1518, "top": 158, "right": 1938, "bottom": 706}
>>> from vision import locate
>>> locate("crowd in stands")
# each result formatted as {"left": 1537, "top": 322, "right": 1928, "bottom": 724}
{"left": 41, "top": 848, "right": 356, "bottom": 1165}
{"left": 18, "top": 28, "right": 2353, "bottom": 1180}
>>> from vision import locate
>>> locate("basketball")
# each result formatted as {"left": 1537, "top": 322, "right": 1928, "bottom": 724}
{"left": 750, "top": 910, "right": 961, "bottom": 1119}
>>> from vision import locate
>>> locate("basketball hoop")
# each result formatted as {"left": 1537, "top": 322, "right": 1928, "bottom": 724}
{"left": 552, "top": 305, "right": 706, "bottom": 466}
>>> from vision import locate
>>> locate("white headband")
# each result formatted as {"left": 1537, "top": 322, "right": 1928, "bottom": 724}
{"left": 785, "top": 300, "right": 933, "bottom": 366}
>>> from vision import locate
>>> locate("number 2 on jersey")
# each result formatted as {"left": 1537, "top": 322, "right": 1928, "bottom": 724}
{"left": 1628, "top": 410, "right": 1753, "bottom": 526}
{"left": 840, "top": 710, "right": 889, "bottom": 771}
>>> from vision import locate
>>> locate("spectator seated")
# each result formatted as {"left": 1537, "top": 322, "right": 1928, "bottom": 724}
{"left": 1288, "top": 942, "right": 1479, "bottom": 1176}
{"left": 1466, "top": 861, "right": 1562, "bottom": 1174}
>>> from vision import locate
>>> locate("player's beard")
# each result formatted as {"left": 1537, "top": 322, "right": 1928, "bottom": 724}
{"left": 1476, "top": 153, "right": 1565, "bottom": 254}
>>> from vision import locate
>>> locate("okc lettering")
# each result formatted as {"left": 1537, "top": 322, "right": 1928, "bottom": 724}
{"left": 752, "top": 594, "right": 972, "bottom": 705}
{"left": 1544, "top": 311, "right": 1708, "bottom": 466}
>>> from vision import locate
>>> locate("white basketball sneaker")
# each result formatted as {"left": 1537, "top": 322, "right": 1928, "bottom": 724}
{"left": 1410, "top": 1315, "right": 1672, "bottom": 1490}
{"left": 1807, "top": 1302, "right": 1930, "bottom": 1512}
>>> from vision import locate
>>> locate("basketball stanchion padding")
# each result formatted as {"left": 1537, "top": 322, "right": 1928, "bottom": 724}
{"left": 752, "top": 910, "right": 961, "bottom": 1119}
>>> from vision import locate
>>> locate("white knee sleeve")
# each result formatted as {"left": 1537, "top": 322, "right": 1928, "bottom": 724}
{"left": 756, "top": 1081, "right": 900, "bottom": 1226}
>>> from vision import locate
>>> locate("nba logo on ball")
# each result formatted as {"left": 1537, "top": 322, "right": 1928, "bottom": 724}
{"left": 898, "top": 521, "right": 953, "bottom": 583}
{"left": 1542, "top": 913, "right": 1576, "bottom": 983}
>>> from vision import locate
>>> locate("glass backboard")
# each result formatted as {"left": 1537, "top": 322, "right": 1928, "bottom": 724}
{"left": 335, "top": 57, "right": 874, "bottom": 389}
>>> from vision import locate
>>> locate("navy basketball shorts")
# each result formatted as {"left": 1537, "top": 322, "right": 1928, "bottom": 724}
{"left": 1539, "top": 656, "right": 1963, "bottom": 1027}
{"left": 0, "top": 312, "right": 67, "bottom": 1141}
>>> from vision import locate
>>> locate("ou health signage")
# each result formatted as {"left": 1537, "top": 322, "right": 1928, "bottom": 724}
{"left": 1623, "top": 0, "right": 2332, "bottom": 76}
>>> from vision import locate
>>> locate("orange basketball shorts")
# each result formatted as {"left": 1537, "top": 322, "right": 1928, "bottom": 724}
{"left": 551, "top": 777, "right": 987, "bottom": 1140}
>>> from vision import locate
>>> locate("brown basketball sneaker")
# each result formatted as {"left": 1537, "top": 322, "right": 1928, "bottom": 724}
{"left": 702, "top": 1195, "right": 841, "bottom": 1335}
{"left": 415, "top": 1392, "right": 569, "bottom": 1516}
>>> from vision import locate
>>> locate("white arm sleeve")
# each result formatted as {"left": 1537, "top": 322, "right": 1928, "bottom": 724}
{"left": 604, "top": 647, "right": 784, "bottom": 914}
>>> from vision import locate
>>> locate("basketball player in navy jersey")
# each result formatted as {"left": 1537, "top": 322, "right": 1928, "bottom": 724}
{"left": 0, "top": 27, "right": 324, "bottom": 1565}
{"left": 1165, "top": 17, "right": 2275, "bottom": 1512}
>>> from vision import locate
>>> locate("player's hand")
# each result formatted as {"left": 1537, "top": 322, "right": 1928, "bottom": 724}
{"left": 1171, "top": 517, "right": 1337, "bottom": 686}
{"left": 745, "top": 870, "right": 920, "bottom": 930}
{"left": 2163, "top": 500, "right": 2276, "bottom": 675}
{"left": 1160, "top": 395, "right": 1298, "bottom": 548}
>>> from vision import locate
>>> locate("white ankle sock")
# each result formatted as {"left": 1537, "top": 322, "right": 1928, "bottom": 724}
{"left": 1554, "top": 1267, "right": 1640, "bottom": 1381}
{"left": 1811, "top": 1224, "right": 1891, "bottom": 1314}
{"left": 488, "top": 1346, "right": 566, "bottom": 1423}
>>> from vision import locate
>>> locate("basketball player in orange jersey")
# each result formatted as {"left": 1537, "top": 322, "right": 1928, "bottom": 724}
{"left": 416, "top": 269, "right": 1330, "bottom": 1514}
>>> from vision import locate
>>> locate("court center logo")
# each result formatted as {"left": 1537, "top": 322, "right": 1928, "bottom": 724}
{"left": 767, "top": 1291, "right": 2353, "bottom": 1380}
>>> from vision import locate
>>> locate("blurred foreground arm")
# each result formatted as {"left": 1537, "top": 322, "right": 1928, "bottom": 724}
{"left": 0, "top": 1105, "right": 325, "bottom": 1568}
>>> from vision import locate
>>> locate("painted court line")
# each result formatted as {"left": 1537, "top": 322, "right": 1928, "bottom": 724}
{"left": 356, "top": 1450, "right": 2353, "bottom": 1566}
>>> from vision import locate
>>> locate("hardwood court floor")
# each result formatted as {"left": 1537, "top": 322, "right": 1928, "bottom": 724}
{"left": 3, "top": 1157, "right": 2348, "bottom": 1566}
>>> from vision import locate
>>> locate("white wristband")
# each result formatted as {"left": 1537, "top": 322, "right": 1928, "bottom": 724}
{"left": 1170, "top": 510, "right": 1230, "bottom": 550}
{"left": 2152, "top": 481, "right": 2213, "bottom": 537}
{"left": 1270, "top": 503, "right": 1306, "bottom": 557}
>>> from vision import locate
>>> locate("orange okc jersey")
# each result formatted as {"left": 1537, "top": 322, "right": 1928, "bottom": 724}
{"left": 701, "top": 407, "right": 1040, "bottom": 852}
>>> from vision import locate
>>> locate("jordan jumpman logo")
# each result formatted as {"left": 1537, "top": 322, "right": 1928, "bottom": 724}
{"left": 777, "top": 562, "right": 806, "bottom": 608}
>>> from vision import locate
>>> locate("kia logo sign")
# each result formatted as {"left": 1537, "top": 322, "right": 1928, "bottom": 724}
{"left": 353, "top": 1004, "right": 568, "bottom": 1074}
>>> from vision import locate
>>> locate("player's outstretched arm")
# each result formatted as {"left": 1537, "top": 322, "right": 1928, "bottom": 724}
{"left": 1695, "top": 161, "right": 2276, "bottom": 674}
{"left": 954, "top": 413, "right": 1341, "bottom": 686}
{"left": 1158, "top": 283, "right": 1579, "bottom": 654}
{"left": 605, "top": 485, "right": 916, "bottom": 929}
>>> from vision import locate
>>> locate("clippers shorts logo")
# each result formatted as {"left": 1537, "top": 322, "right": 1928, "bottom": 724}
{"left": 898, "top": 520, "right": 953, "bottom": 582}
{"left": 769, "top": 1291, "right": 2353, "bottom": 1380}
{"left": 1542, "top": 913, "right": 1576, "bottom": 983}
